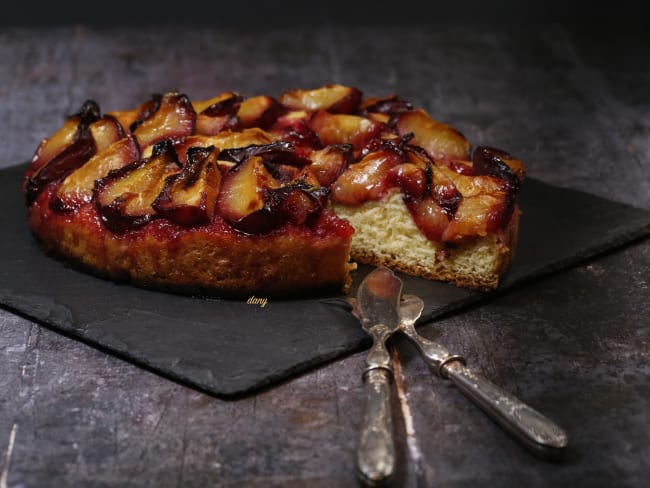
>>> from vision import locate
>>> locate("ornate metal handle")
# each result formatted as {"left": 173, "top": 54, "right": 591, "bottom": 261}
{"left": 402, "top": 324, "right": 568, "bottom": 458}
{"left": 441, "top": 360, "right": 568, "bottom": 457}
{"left": 357, "top": 367, "right": 395, "bottom": 486}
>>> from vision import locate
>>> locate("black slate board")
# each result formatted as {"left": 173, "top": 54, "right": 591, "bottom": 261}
{"left": 1, "top": 163, "right": 649, "bottom": 397}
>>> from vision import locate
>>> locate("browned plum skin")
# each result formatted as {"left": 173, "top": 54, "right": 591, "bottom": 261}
{"left": 50, "top": 134, "right": 142, "bottom": 213}
{"left": 152, "top": 146, "right": 220, "bottom": 226}
{"left": 24, "top": 100, "right": 101, "bottom": 205}
{"left": 129, "top": 94, "right": 162, "bottom": 132}
{"left": 471, "top": 145, "right": 525, "bottom": 230}
{"left": 472, "top": 146, "right": 521, "bottom": 191}
{"left": 94, "top": 140, "right": 181, "bottom": 233}
{"left": 200, "top": 93, "right": 243, "bottom": 117}
{"left": 27, "top": 85, "right": 525, "bottom": 243}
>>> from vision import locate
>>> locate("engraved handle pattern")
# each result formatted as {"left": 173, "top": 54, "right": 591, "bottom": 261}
{"left": 357, "top": 367, "right": 395, "bottom": 485}
{"left": 442, "top": 360, "right": 569, "bottom": 455}
{"left": 402, "top": 324, "right": 568, "bottom": 457}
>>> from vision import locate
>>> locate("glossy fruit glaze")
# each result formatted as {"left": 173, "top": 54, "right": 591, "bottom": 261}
{"left": 23, "top": 84, "right": 525, "bottom": 244}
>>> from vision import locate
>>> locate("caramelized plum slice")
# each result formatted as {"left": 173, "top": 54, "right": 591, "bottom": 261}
{"left": 294, "top": 166, "right": 322, "bottom": 187}
{"left": 192, "top": 92, "right": 241, "bottom": 114}
{"left": 24, "top": 100, "right": 101, "bottom": 205}
{"left": 389, "top": 163, "right": 427, "bottom": 200}
{"left": 216, "top": 155, "right": 282, "bottom": 233}
{"left": 218, "top": 141, "right": 298, "bottom": 165}
{"left": 430, "top": 166, "right": 462, "bottom": 217}
{"left": 433, "top": 166, "right": 512, "bottom": 241}
{"left": 26, "top": 117, "right": 79, "bottom": 178}
{"left": 152, "top": 146, "right": 222, "bottom": 226}
{"left": 237, "top": 95, "right": 284, "bottom": 129}
{"left": 269, "top": 111, "right": 323, "bottom": 157}
{"left": 407, "top": 196, "right": 451, "bottom": 242}
{"left": 331, "top": 149, "right": 402, "bottom": 205}
{"left": 196, "top": 114, "right": 238, "bottom": 136}
{"left": 95, "top": 140, "right": 181, "bottom": 232}
{"left": 437, "top": 166, "right": 506, "bottom": 202}
{"left": 442, "top": 193, "right": 508, "bottom": 242}
{"left": 90, "top": 115, "right": 125, "bottom": 153}
{"left": 308, "top": 144, "right": 353, "bottom": 186}
{"left": 279, "top": 84, "right": 362, "bottom": 114}
{"left": 271, "top": 181, "right": 329, "bottom": 226}
{"left": 172, "top": 129, "right": 275, "bottom": 164}
{"left": 132, "top": 92, "right": 196, "bottom": 149}
{"left": 398, "top": 162, "right": 461, "bottom": 241}
{"left": 472, "top": 146, "right": 525, "bottom": 190}
{"left": 194, "top": 92, "right": 242, "bottom": 135}
{"left": 108, "top": 94, "right": 161, "bottom": 133}
{"left": 395, "top": 109, "right": 470, "bottom": 161}
{"left": 54, "top": 134, "right": 140, "bottom": 211}
{"left": 359, "top": 94, "right": 414, "bottom": 120}
{"left": 309, "top": 111, "right": 384, "bottom": 151}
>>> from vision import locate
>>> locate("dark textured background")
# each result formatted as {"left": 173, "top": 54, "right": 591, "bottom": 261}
{"left": 1, "top": 5, "right": 649, "bottom": 487}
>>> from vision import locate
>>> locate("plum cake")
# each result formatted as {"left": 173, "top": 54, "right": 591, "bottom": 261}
{"left": 22, "top": 84, "right": 525, "bottom": 297}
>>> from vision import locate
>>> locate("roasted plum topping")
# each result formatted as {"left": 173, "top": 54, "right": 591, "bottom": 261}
{"left": 94, "top": 140, "right": 181, "bottom": 233}
{"left": 199, "top": 94, "right": 243, "bottom": 117}
{"left": 53, "top": 134, "right": 140, "bottom": 211}
{"left": 26, "top": 117, "right": 79, "bottom": 179}
{"left": 24, "top": 100, "right": 101, "bottom": 205}
{"left": 225, "top": 203, "right": 286, "bottom": 235}
{"left": 173, "top": 129, "right": 275, "bottom": 165}
{"left": 294, "top": 166, "right": 323, "bottom": 188}
{"left": 196, "top": 114, "right": 239, "bottom": 136}
{"left": 393, "top": 155, "right": 464, "bottom": 241}
{"left": 399, "top": 163, "right": 462, "bottom": 241}
{"left": 218, "top": 141, "right": 307, "bottom": 166}
{"left": 279, "top": 84, "right": 362, "bottom": 114}
{"left": 389, "top": 163, "right": 427, "bottom": 200}
{"left": 331, "top": 149, "right": 402, "bottom": 205}
{"left": 90, "top": 115, "right": 125, "bottom": 153}
{"left": 276, "top": 187, "right": 317, "bottom": 225}
{"left": 395, "top": 109, "right": 470, "bottom": 161}
{"left": 361, "top": 134, "right": 411, "bottom": 159}
{"left": 195, "top": 92, "right": 242, "bottom": 135}
{"left": 270, "top": 111, "right": 323, "bottom": 157}
{"left": 433, "top": 166, "right": 512, "bottom": 241}
{"left": 26, "top": 84, "right": 526, "bottom": 245}
{"left": 448, "top": 160, "right": 474, "bottom": 175}
{"left": 470, "top": 146, "right": 525, "bottom": 233}
{"left": 268, "top": 181, "right": 329, "bottom": 226}
{"left": 215, "top": 152, "right": 330, "bottom": 234}
{"left": 407, "top": 197, "right": 451, "bottom": 242}
{"left": 237, "top": 95, "right": 284, "bottom": 129}
{"left": 309, "top": 111, "right": 385, "bottom": 153}
{"left": 126, "top": 94, "right": 162, "bottom": 132}
{"left": 264, "top": 163, "right": 300, "bottom": 183}
{"left": 308, "top": 144, "right": 353, "bottom": 186}
{"left": 429, "top": 166, "right": 462, "bottom": 217}
{"left": 152, "top": 145, "right": 221, "bottom": 226}
{"left": 359, "top": 94, "right": 414, "bottom": 122}
{"left": 216, "top": 155, "right": 281, "bottom": 232}
{"left": 472, "top": 146, "right": 525, "bottom": 191}
{"left": 442, "top": 192, "right": 508, "bottom": 242}
{"left": 192, "top": 92, "right": 239, "bottom": 114}
{"left": 132, "top": 92, "right": 196, "bottom": 149}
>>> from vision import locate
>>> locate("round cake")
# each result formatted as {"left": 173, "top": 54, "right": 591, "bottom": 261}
{"left": 22, "top": 84, "right": 525, "bottom": 297}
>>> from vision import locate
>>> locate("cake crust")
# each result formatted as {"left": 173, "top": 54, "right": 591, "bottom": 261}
{"left": 28, "top": 186, "right": 354, "bottom": 297}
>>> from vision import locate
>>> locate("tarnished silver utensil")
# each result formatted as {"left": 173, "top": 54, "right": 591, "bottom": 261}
{"left": 398, "top": 293, "right": 569, "bottom": 459}
{"left": 352, "top": 267, "right": 404, "bottom": 486}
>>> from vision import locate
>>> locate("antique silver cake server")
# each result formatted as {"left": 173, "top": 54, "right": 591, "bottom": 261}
{"left": 352, "top": 267, "right": 403, "bottom": 486}
{"left": 398, "top": 293, "right": 569, "bottom": 459}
